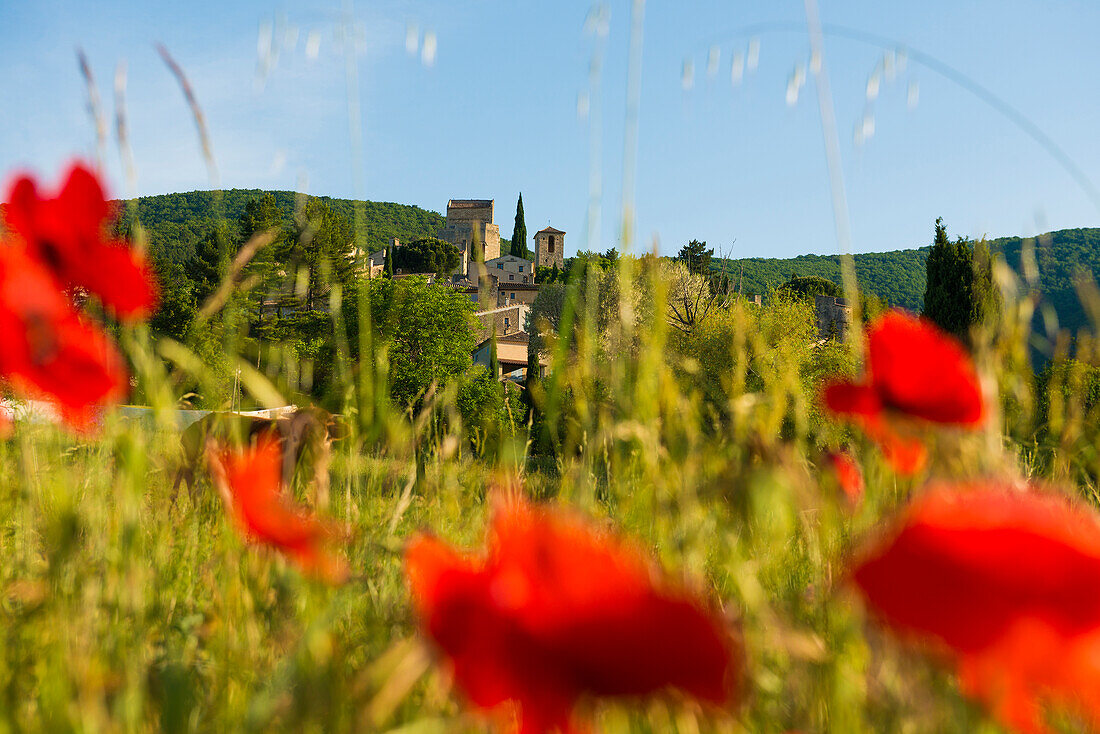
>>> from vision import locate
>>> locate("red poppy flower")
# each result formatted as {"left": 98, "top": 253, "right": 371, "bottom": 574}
{"left": 851, "top": 484, "right": 1100, "bottom": 733}
{"left": 827, "top": 450, "right": 864, "bottom": 506}
{"left": 0, "top": 244, "right": 127, "bottom": 432}
{"left": 206, "top": 435, "right": 348, "bottom": 584}
{"left": 822, "top": 311, "right": 983, "bottom": 473}
{"left": 405, "top": 493, "right": 739, "bottom": 734}
{"left": 4, "top": 162, "right": 158, "bottom": 320}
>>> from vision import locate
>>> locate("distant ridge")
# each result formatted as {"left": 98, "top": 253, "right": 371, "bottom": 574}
{"left": 715, "top": 228, "right": 1100, "bottom": 335}
{"left": 121, "top": 189, "right": 445, "bottom": 261}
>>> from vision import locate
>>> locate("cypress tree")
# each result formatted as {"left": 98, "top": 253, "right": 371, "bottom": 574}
{"left": 490, "top": 328, "right": 500, "bottom": 378}
{"left": 384, "top": 240, "right": 394, "bottom": 277}
{"left": 970, "top": 237, "right": 999, "bottom": 329}
{"left": 924, "top": 217, "right": 988, "bottom": 342}
{"left": 510, "top": 193, "right": 528, "bottom": 259}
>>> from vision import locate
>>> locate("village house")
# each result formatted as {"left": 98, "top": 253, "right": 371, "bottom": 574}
{"left": 496, "top": 282, "right": 540, "bottom": 308}
{"left": 472, "top": 331, "right": 549, "bottom": 382}
{"left": 484, "top": 254, "right": 534, "bottom": 284}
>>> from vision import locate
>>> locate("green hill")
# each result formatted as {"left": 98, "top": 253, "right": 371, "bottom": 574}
{"left": 121, "top": 189, "right": 445, "bottom": 262}
{"left": 716, "top": 227, "right": 1100, "bottom": 335}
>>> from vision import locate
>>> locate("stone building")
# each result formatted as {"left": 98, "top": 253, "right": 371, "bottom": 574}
{"left": 814, "top": 295, "right": 852, "bottom": 341}
{"left": 438, "top": 199, "right": 501, "bottom": 281}
{"left": 534, "top": 226, "right": 565, "bottom": 270}
{"left": 472, "top": 331, "right": 549, "bottom": 381}
{"left": 485, "top": 254, "right": 535, "bottom": 284}
{"left": 474, "top": 303, "right": 530, "bottom": 342}
{"left": 496, "top": 282, "right": 540, "bottom": 308}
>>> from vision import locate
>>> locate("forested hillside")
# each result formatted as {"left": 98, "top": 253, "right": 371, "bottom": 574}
{"left": 716, "top": 227, "right": 1100, "bottom": 335}
{"left": 120, "top": 189, "right": 444, "bottom": 262}
{"left": 716, "top": 248, "right": 930, "bottom": 310}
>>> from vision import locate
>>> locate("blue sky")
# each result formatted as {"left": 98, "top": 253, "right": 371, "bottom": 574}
{"left": 2, "top": 1, "right": 1098, "bottom": 260}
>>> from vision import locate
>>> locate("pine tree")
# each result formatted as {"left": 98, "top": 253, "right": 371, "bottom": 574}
{"left": 677, "top": 239, "right": 713, "bottom": 275}
{"left": 510, "top": 194, "right": 528, "bottom": 259}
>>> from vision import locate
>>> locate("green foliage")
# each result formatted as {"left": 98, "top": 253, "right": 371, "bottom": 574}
{"left": 970, "top": 238, "right": 1000, "bottom": 328}
{"left": 391, "top": 237, "right": 460, "bottom": 277}
{"left": 677, "top": 239, "right": 713, "bottom": 275}
{"left": 510, "top": 194, "right": 528, "bottom": 259}
{"left": 923, "top": 217, "right": 974, "bottom": 339}
{"left": 185, "top": 224, "right": 230, "bottom": 306}
{"left": 777, "top": 275, "right": 841, "bottom": 301}
{"left": 119, "top": 189, "right": 444, "bottom": 262}
{"left": 367, "top": 276, "right": 477, "bottom": 407}
{"left": 149, "top": 257, "right": 196, "bottom": 341}
{"left": 714, "top": 225, "right": 1100, "bottom": 345}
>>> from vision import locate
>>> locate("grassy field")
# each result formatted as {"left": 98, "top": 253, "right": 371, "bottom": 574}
{"left": 3, "top": 241, "right": 1100, "bottom": 734}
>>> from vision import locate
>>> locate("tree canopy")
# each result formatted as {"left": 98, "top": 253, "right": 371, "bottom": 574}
{"left": 777, "top": 275, "right": 841, "bottom": 301}
{"left": 678, "top": 239, "right": 713, "bottom": 276}
{"left": 392, "top": 237, "right": 461, "bottom": 277}
{"left": 366, "top": 276, "right": 477, "bottom": 407}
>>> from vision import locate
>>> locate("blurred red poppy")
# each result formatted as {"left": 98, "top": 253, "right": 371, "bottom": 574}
{"left": 828, "top": 451, "right": 864, "bottom": 506}
{"left": 822, "top": 311, "right": 983, "bottom": 473}
{"left": 405, "top": 493, "right": 739, "bottom": 734}
{"left": 0, "top": 244, "right": 127, "bottom": 431}
{"left": 4, "top": 162, "right": 158, "bottom": 320}
{"left": 206, "top": 435, "right": 348, "bottom": 584}
{"left": 851, "top": 484, "right": 1100, "bottom": 733}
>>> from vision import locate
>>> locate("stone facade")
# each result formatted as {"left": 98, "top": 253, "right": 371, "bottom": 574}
{"left": 485, "top": 254, "right": 535, "bottom": 285}
{"left": 814, "top": 295, "right": 852, "bottom": 341}
{"left": 496, "top": 283, "right": 540, "bottom": 308}
{"left": 534, "top": 226, "right": 565, "bottom": 270}
{"left": 474, "top": 303, "right": 530, "bottom": 342}
{"left": 438, "top": 199, "right": 501, "bottom": 281}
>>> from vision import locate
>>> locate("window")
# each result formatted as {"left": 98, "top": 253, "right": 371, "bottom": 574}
{"left": 504, "top": 317, "right": 510, "bottom": 328}
{"left": 518, "top": 265, "right": 524, "bottom": 272}
{"left": 548, "top": 235, "right": 555, "bottom": 253}
{"left": 511, "top": 292, "right": 516, "bottom": 299}
{"left": 509, "top": 274, "right": 515, "bottom": 281}
{"left": 497, "top": 263, "right": 504, "bottom": 269}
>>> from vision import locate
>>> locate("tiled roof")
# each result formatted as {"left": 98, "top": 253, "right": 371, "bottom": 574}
{"left": 536, "top": 226, "right": 565, "bottom": 235}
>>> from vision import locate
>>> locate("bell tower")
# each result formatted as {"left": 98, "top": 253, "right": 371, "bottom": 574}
{"left": 534, "top": 226, "right": 565, "bottom": 270}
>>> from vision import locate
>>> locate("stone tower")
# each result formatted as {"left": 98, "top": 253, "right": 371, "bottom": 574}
{"left": 438, "top": 199, "right": 501, "bottom": 280}
{"left": 534, "top": 226, "right": 565, "bottom": 270}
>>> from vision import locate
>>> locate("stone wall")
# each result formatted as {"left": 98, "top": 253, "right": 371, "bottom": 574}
{"left": 814, "top": 295, "right": 852, "bottom": 341}
{"left": 474, "top": 304, "right": 530, "bottom": 342}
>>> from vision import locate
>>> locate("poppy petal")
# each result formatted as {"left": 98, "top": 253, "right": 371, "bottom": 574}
{"left": 405, "top": 494, "right": 739, "bottom": 734}
{"left": 209, "top": 436, "right": 348, "bottom": 584}
{"left": 3, "top": 163, "right": 158, "bottom": 320}
{"left": 852, "top": 484, "right": 1100, "bottom": 732}
{"left": 0, "top": 244, "right": 127, "bottom": 432}
{"left": 822, "top": 381, "right": 882, "bottom": 420}
{"left": 867, "top": 311, "right": 984, "bottom": 426}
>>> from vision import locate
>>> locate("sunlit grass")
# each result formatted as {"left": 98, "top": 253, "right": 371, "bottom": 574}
{"left": 3, "top": 228, "right": 1099, "bottom": 734}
